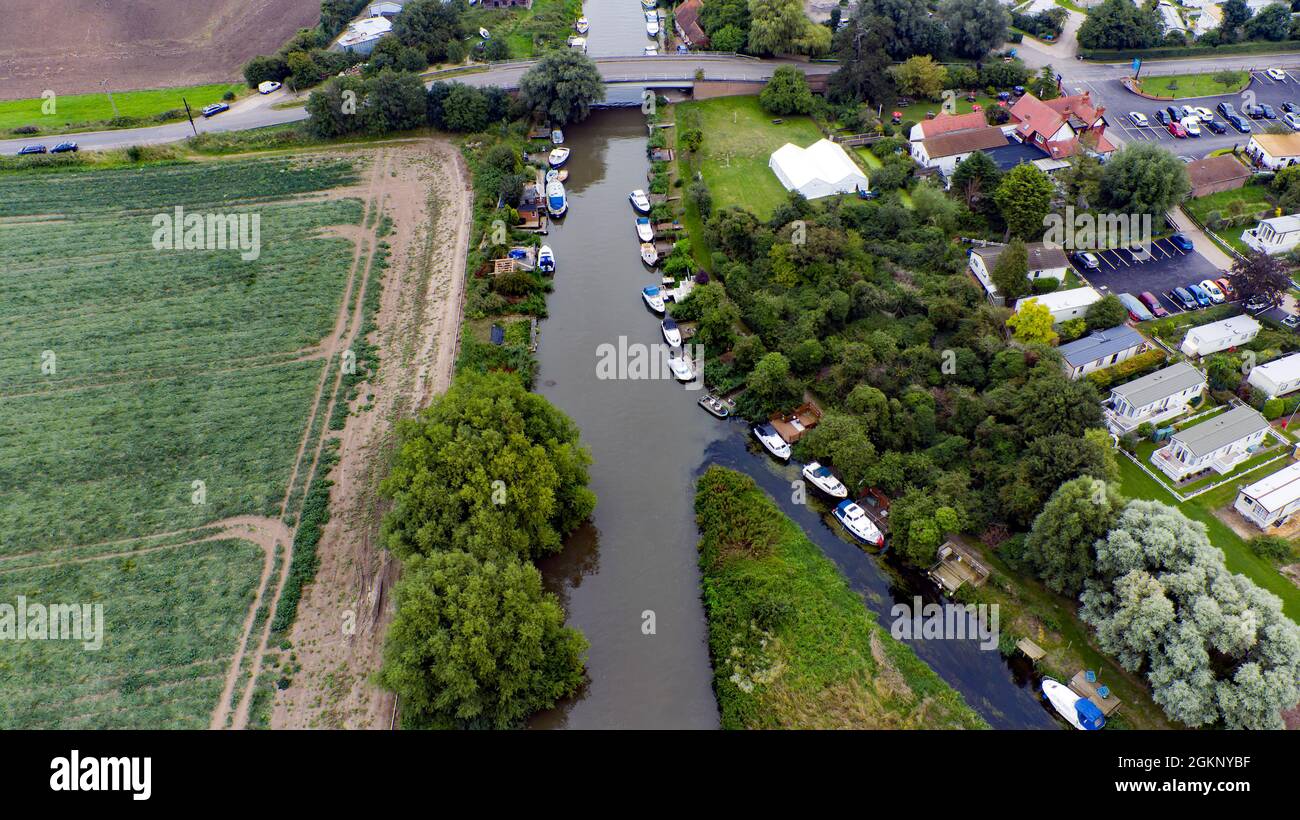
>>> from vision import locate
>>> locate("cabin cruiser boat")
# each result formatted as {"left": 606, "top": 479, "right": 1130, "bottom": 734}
{"left": 640, "top": 243, "right": 659, "bottom": 266}
{"left": 1042, "top": 678, "right": 1106, "bottom": 730}
{"left": 575, "top": 16, "right": 589, "bottom": 34}
{"left": 537, "top": 245, "right": 556, "bottom": 274}
{"left": 661, "top": 317, "right": 681, "bottom": 346}
{"left": 668, "top": 354, "right": 694, "bottom": 383}
{"left": 645, "top": 11, "right": 660, "bottom": 37}
{"left": 833, "top": 500, "right": 884, "bottom": 547}
{"left": 629, "top": 189, "right": 651, "bottom": 213}
{"left": 801, "top": 462, "right": 848, "bottom": 499}
{"left": 546, "top": 179, "right": 567, "bottom": 217}
{"left": 641, "top": 285, "right": 665, "bottom": 313}
{"left": 635, "top": 217, "right": 654, "bottom": 242}
{"left": 551, "top": 129, "right": 564, "bottom": 144}
{"left": 548, "top": 147, "right": 570, "bottom": 167}
{"left": 568, "top": 36, "right": 587, "bottom": 52}
{"left": 752, "top": 424, "right": 791, "bottom": 461}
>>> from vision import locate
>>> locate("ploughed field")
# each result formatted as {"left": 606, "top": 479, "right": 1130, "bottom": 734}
{"left": 0, "top": 156, "right": 365, "bottom": 728}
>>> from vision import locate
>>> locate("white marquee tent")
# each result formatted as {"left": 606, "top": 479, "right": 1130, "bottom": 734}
{"left": 768, "top": 139, "right": 870, "bottom": 200}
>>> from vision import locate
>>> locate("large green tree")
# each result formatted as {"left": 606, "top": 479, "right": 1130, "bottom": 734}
{"left": 994, "top": 164, "right": 1054, "bottom": 240}
{"left": 1076, "top": 0, "right": 1162, "bottom": 50}
{"left": 746, "top": 0, "right": 810, "bottom": 55}
{"left": 828, "top": 14, "right": 896, "bottom": 106}
{"left": 1023, "top": 478, "right": 1124, "bottom": 596}
{"left": 518, "top": 50, "right": 606, "bottom": 125}
{"left": 940, "top": 0, "right": 1011, "bottom": 59}
{"left": 393, "top": 0, "right": 469, "bottom": 62}
{"left": 990, "top": 239, "right": 1032, "bottom": 303}
{"left": 760, "top": 65, "right": 815, "bottom": 115}
{"left": 1098, "top": 143, "right": 1190, "bottom": 219}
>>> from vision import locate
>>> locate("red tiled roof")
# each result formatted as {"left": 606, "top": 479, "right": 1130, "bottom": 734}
{"left": 675, "top": 0, "right": 709, "bottom": 45}
{"left": 922, "top": 126, "right": 1008, "bottom": 158}
{"left": 916, "top": 111, "right": 988, "bottom": 139}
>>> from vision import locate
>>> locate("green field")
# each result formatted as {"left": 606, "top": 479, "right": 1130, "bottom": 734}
{"left": 0, "top": 156, "right": 368, "bottom": 725}
{"left": 465, "top": 0, "right": 583, "bottom": 59}
{"left": 1183, "top": 184, "right": 1275, "bottom": 256}
{"left": 1137, "top": 71, "right": 1249, "bottom": 99}
{"left": 0, "top": 83, "right": 244, "bottom": 136}
{"left": 677, "top": 97, "right": 829, "bottom": 220}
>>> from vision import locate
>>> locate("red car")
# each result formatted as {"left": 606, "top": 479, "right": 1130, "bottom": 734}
{"left": 1138, "top": 291, "right": 1169, "bottom": 318}
{"left": 1216, "top": 277, "right": 1236, "bottom": 300}
{"left": 1167, "top": 120, "right": 1187, "bottom": 138}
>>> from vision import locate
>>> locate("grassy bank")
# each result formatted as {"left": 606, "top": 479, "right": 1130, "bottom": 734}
{"left": 0, "top": 82, "right": 244, "bottom": 137}
{"left": 695, "top": 466, "right": 988, "bottom": 729}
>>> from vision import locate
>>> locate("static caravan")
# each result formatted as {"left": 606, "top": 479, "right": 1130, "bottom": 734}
{"left": 1247, "top": 352, "right": 1300, "bottom": 398}
{"left": 1019, "top": 286, "right": 1102, "bottom": 325}
{"left": 1180, "top": 315, "right": 1261, "bottom": 358}
{"left": 1057, "top": 324, "right": 1146, "bottom": 381}
{"left": 1105, "top": 361, "right": 1206, "bottom": 433}
{"left": 1234, "top": 460, "right": 1300, "bottom": 530}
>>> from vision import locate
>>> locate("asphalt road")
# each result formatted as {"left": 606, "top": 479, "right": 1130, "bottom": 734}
{"left": 1075, "top": 236, "right": 1222, "bottom": 316}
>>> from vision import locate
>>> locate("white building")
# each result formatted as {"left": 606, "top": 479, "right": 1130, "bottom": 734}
{"left": 368, "top": 1, "right": 406, "bottom": 16}
{"left": 1105, "top": 361, "right": 1207, "bottom": 433}
{"left": 1242, "top": 214, "right": 1300, "bottom": 255}
{"left": 1156, "top": 1, "right": 1187, "bottom": 33}
{"left": 1245, "top": 133, "right": 1300, "bottom": 171}
{"left": 1056, "top": 324, "right": 1146, "bottom": 380}
{"left": 910, "top": 127, "right": 1008, "bottom": 177}
{"left": 1234, "top": 460, "right": 1300, "bottom": 529}
{"left": 1180, "top": 315, "right": 1261, "bottom": 357}
{"left": 1018, "top": 286, "right": 1103, "bottom": 324}
{"left": 333, "top": 16, "right": 393, "bottom": 54}
{"left": 1247, "top": 352, "right": 1300, "bottom": 398}
{"left": 768, "top": 139, "right": 870, "bottom": 200}
{"left": 1151, "top": 405, "right": 1271, "bottom": 481}
{"left": 967, "top": 243, "right": 1070, "bottom": 306}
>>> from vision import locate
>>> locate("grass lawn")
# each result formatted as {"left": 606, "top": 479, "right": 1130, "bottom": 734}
{"left": 678, "top": 96, "right": 826, "bottom": 220}
{"left": 0, "top": 83, "right": 244, "bottom": 136}
{"left": 1116, "top": 453, "right": 1300, "bottom": 621}
{"left": 1137, "top": 71, "right": 1250, "bottom": 99}
{"left": 1183, "top": 184, "right": 1275, "bottom": 256}
{"left": 465, "top": 0, "right": 582, "bottom": 59}
{"left": 897, "top": 94, "right": 999, "bottom": 125}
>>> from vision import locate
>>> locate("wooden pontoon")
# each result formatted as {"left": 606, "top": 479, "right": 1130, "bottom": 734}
{"left": 769, "top": 402, "right": 822, "bottom": 444}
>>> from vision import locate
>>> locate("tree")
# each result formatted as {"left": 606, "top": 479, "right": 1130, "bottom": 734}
{"left": 990, "top": 239, "right": 1032, "bottom": 303}
{"left": 378, "top": 551, "right": 587, "bottom": 729}
{"left": 994, "top": 163, "right": 1054, "bottom": 240}
{"left": 1077, "top": 0, "right": 1163, "bottom": 50}
{"left": 243, "top": 55, "right": 290, "bottom": 88}
{"left": 796, "top": 413, "right": 878, "bottom": 491}
{"left": 940, "top": 0, "right": 1011, "bottom": 59}
{"left": 1232, "top": 250, "right": 1292, "bottom": 306}
{"left": 711, "top": 24, "right": 748, "bottom": 52}
{"left": 393, "top": 0, "right": 468, "bottom": 63}
{"left": 364, "top": 70, "right": 429, "bottom": 134}
{"left": 701, "top": 0, "right": 751, "bottom": 39}
{"left": 759, "top": 65, "right": 815, "bottom": 115}
{"left": 379, "top": 371, "right": 596, "bottom": 563}
{"left": 1006, "top": 299, "right": 1057, "bottom": 344}
{"left": 1058, "top": 154, "right": 1103, "bottom": 209}
{"left": 746, "top": 352, "right": 802, "bottom": 414}
{"left": 1030, "top": 65, "right": 1060, "bottom": 100}
{"left": 441, "top": 84, "right": 490, "bottom": 132}
{"left": 950, "top": 151, "right": 1001, "bottom": 213}
{"left": 1085, "top": 294, "right": 1129, "bottom": 330}
{"left": 872, "top": 0, "right": 950, "bottom": 58}
{"left": 1024, "top": 477, "right": 1123, "bottom": 595}
{"left": 890, "top": 489, "right": 962, "bottom": 567}
{"left": 1007, "top": 368, "right": 1103, "bottom": 439}
{"left": 1246, "top": 2, "right": 1291, "bottom": 40}
{"left": 890, "top": 55, "right": 947, "bottom": 99}
{"left": 1098, "top": 143, "right": 1190, "bottom": 218}
{"left": 746, "top": 0, "right": 809, "bottom": 55}
{"left": 1219, "top": 0, "right": 1253, "bottom": 39}
{"left": 518, "top": 50, "right": 606, "bottom": 125}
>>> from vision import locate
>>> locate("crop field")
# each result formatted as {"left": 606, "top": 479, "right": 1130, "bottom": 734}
{"left": 0, "top": 154, "right": 379, "bottom": 727}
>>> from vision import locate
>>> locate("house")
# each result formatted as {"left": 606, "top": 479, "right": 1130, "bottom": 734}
{"left": 911, "top": 126, "right": 1008, "bottom": 177}
{"left": 1007, "top": 91, "right": 1116, "bottom": 159}
{"left": 1242, "top": 213, "right": 1300, "bottom": 255}
{"left": 1245, "top": 133, "right": 1300, "bottom": 171}
{"left": 1185, "top": 155, "right": 1251, "bottom": 198}
{"left": 1247, "top": 352, "right": 1300, "bottom": 398}
{"left": 367, "top": 0, "right": 406, "bottom": 16}
{"left": 1180, "top": 315, "right": 1261, "bottom": 358}
{"left": 769, "top": 139, "right": 870, "bottom": 199}
{"left": 674, "top": 0, "right": 710, "bottom": 48}
{"left": 967, "top": 242, "right": 1069, "bottom": 305}
{"left": 1234, "top": 460, "right": 1300, "bottom": 529}
{"left": 1057, "top": 324, "right": 1146, "bottom": 380}
{"left": 1105, "top": 361, "right": 1207, "bottom": 433}
{"left": 1151, "top": 404, "right": 1270, "bottom": 482}
{"left": 1156, "top": 0, "right": 1187, "bottom": 33}
{"left": 1018, "top": 285, "right": 1103, "bottom": 324}
{"left": 332, "top": 16, "right": 392, "bottom": 54}
{"left": 909, "top": 111, "right": 988, "bottom": 143}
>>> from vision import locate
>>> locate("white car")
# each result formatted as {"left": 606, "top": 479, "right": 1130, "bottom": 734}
{"left": 1266, "top": 68, "right": 1287, "bottom": 81}
{"left": 1180, "top": 116, "right": 1201, "bottom": 136}
{"left": 1199, "top": 279, "right": 1226, "bottom": 303}
{"left": 257, "top": 80, "right": 282, "bottom": 94}
{"left": 1285, "top": 112, "right": 1300, "bottom": 131}
{"left": 1128, "top": 111, "right": 1149, "bottom": 127}
{"left": 1193, "top": 106, "right": 1214, "bottom": 121}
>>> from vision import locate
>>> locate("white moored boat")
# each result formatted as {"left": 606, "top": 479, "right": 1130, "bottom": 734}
{"left": 668, "top": 354, "right": 694, "bottom": 382}
{"left": 833, "top": 500, "right": 884, "bottom": 547}
{"left": 629, "top": 189, "right": 651, "bottom": 213}
{"left": 575, "top": 16, "right": 589, "bottom": 34}
{"left": 752, "top": 424, "right": 791, "bottom": 461}
{"left": 537, "top": 245, "right": 556, "bottom": 274}
{"left": 641, "top": 285, "right": 665, "bottom": 313}
{"left": 568, "top": 36, "right": 587, "bottom": 52}
{"left": 1042, "top": 678, "right": 1106, "bottom": 730}
{"left": 551, "top": 129, "right": 564, "bottom": 144}
{"left": 548, "top": 147, "right": 570, "bottom": 167}
{"left": 636, "top": 217, "right": 654, "bottom": 242}
{"left": 661, "top": 317, "right": 681, "bottom": 346}
{"left": 801, "top": 462, "right": 848, "bottom": 499}
{"left": 645, "top": 11, "right": 659, "bottom": 37}
{"left": 640, "top": 243, "right": 658, "bottom": 266}
{"left": 546, "top": 179, "right": 567, "bottom": 218}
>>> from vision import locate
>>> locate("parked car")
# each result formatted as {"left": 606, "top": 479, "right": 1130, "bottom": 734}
{"left": 1166, "top": 105, "right": 1181, "bottom": 121}
{"left": 1129, "top": 111, "right": 1149, "bottom": 127}
{"left": 201, "top": 102, "right": 229, "bottom": 118}
{"left": 1266, "top": 68, "right": 1287, "bottom": 81}
{"left": 257, "top": 81, "right": 281, "bottom": 94}
{"left": 1172, "top": 287, "right": 1199, "bottom": 311}
{"left": 1285, "top": 112, "right": 1300, "bottom": 131}
{"left": 1228, "top": 114, "right": 1252, "bottom": 133}
{"left": 17, "top": 144, "right": 46, "bottom": 155}
{"left": 1284, "top": 314, "right": 1300, "bottom": 329}
{"left": 1181, "top": 117, "right": 1202, "bottom": 137}
{"left": 1260, "top": 103, "right": 1277, "bottom": 119}
{"left": 1118, "top": 292, "right": 1154, "bottom": 322}
{"left": 1216, "top": 277, "right": 1236, "bottom": 300}
{"left": 1167, "top": 120, "right": 1187, "bottom": 138}
{"left": 1283, "top": 101, "right": 1298, "bottom": 114}
{"left": 1187, "top": 284, "right": 1213, "bottom": 307}
{"left": 1139, "top": 291, "right": 1169, "bottom": 318}
{"left": 1071, "top": 251, "right": 1100, "bottom": 270}
{"left": 1202, "top": 118, "right": 1227, "bottom": 134}
{"left": 1155, "top": 109, "right": 1171, "bottom": 126}
{"left": 1198, "top": 279, "right": 1226, "bottom": 303}
{"left": 1169, "top": 233, "right": 1194, "bottom": 252}
{"left": 50, "top": 141, "right": 78, "bottom": 153}
{"left": 1218, "top": 102, "right": 1238, "bottom": 119}
{"left": 1193, "top": 106, "right": 1214, "bottom": 121}
{"left": 1180, "top": 104, "right": 1197, "bottom": 119}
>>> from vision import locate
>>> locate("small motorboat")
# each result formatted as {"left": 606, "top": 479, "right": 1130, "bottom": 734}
{"left": 551, "top": 129, "right": 564, "bottom": 144}
{"left": 575, "top": 16, "right": 589, "bottom": 34}
{"left": 661, "top": 317, "right": 681, "bottom": 346}
{"left": 545, "top": 168, "right": 559, "bottom": 183}
{"left": 1042, "top": 678, "right": 1106, "bottom": 731}
{"left": 833, "top": 500, "right": 884, "bottom": 547}
{"left": 548, "top": 147, "right": 570, "bottom": 167}
{"left": 640, "top": 243, "right": 659, "bottom": 266}
{"left": 641, "top": 285, "right": 665, "bottom": 313}
{"left": 752, "top": 424, "right": 791, "bottom": 461}
{"left": 568, "top": 36, "right": 587, "bottom": 52}
{"left": 635, "top": 217, "right": 654, "bottom": 242}
{"left": 698, "top": 394, "right": 731, "bottom": 418}
{"left": 629, "top": 189, "right": 651, "bottom": 213}
{"left": 645, "top": 11, "right": 660, "bottom": 37}
{"left": 668, "top": 354, "right": 694, "bottom": 383}
{"left": 801, "top": 462, "right": 848, "bottom": 499}
{"left": 546, "top": 178, "right": 567, "bottom": 218}
{"left": 537, "top": 244, "right": 556, "bottom": 274}
{"left": 641, "top": 0, "right": 656, "bottom": 7}
{"left": 479, "top": 27, "right": 491, "bottom": 39}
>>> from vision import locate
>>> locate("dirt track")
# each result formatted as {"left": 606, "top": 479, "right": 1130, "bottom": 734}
{"left": 0, "top": 0, "right": 320, "bottom": 100}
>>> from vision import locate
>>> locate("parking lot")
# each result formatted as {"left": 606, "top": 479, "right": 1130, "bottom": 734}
{"left": 1081, "top": 69, "right": 1300, "bottom": 159}
{"left": 1074, "top": 237, "right": 1226, "bottom": 316}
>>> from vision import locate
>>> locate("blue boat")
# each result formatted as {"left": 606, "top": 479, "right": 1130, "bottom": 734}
{"left": 537, "top": 244, "right": 556, "bottom": 274}
{"left": 546, "top": 179, "right": 567, "bottom": 218}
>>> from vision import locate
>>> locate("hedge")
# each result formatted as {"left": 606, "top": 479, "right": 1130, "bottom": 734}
{"left": 1085, "top": 348, "right": 1169, "bottom": 391}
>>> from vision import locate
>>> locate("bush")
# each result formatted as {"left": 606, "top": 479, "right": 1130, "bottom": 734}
{"left": 1249, "top": 535, "right": 1296, "bottom": 561}
{"left": 1084, "top": 348, "right": 1168, "bottom": 391}
{"left": 1032, "top": 276, "right": 1060, "bottom": 294}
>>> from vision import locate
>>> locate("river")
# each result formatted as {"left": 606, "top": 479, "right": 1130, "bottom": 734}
{"left": 531, "top": 3, "right": 1059, "bottom": 730}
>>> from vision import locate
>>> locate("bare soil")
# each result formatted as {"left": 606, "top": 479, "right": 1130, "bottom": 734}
{"left": 0, "top": 0, "right": 320, "bottom": 100}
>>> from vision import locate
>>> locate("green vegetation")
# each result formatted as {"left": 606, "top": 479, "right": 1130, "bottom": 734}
{"left": 694, "top": 466, "right": 987, "bottom": 729}
{"left": 1184, "top": 183, "right": 1276, "bottom": 256}
{"left": 0, "top": 83, "right": 244, "bottom": 137}
{"left": 1138, "top": 71, "right": 1250, "bottom": 98}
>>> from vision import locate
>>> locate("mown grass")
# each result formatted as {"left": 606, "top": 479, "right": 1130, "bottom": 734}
{"left": 0, "top": 83, "right": 245, "bottom": 136}
{"left": 695, "top": 466, "right": 987, "bottom": 729}
{"left": 1137, "top": 72, "right": 1249, "bottom": 99}
{"left": 1182, "top": 184, "right": 1275, "bottom": 256}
